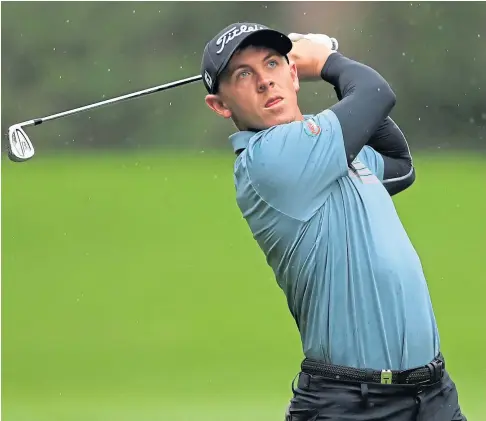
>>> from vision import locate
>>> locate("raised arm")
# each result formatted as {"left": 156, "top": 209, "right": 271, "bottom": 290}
{"left": 322, "top": 53, "right": 396, "bottom": 164}
{"left": 287, "top": 35, "right": 396, "bottom": 165}
{"left": 333, "top": 87, "right": 415, "bottom": 195}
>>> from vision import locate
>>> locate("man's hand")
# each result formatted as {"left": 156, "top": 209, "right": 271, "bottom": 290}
{"left": 287, "top": 33, "right": 338, "bottom": 81}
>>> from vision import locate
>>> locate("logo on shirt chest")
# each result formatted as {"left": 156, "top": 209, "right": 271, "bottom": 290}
{"left": 348, "top": 157, "right": 379, "bottom": 184}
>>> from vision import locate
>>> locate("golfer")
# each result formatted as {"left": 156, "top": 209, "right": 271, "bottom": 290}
{"left": 201, "top": 22, "right": 466, "bottom": 421}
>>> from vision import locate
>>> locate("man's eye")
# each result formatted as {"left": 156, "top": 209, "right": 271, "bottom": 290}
{"left": 268, "top": 60, "right": 278, "bottom": 68}
{"left": 238, "top": 71, "right": 250, "bottom": 79}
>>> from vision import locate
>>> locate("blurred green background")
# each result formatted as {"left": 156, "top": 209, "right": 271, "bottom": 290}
{"left": 2, "top": 2, "right": 485, "bottom": 421}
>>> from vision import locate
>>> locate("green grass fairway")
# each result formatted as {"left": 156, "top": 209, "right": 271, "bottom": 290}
{"left": 2, "top": 151, "right": 485, "bottom": 420}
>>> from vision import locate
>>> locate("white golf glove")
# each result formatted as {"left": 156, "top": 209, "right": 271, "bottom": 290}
{"left": 288, "top": 32, "right": 339, "bottom": 52}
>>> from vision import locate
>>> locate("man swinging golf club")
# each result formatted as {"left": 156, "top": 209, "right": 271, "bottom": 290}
{"left": 201, "top": 22, "right": 467, "bottom": 421}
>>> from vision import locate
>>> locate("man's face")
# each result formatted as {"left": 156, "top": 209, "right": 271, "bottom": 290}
{"left": 205, "top": 45, "right": 303, "bottom": 131}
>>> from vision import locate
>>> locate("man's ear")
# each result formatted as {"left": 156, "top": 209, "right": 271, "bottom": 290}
{"left": 289, "top": 60, "right": 301, "bottom": 93}
{"left": 205, "top": 95, "right": 232, "bottom": 119}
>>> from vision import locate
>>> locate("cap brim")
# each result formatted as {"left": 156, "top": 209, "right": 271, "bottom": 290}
{"left": 215, "top": 29, "right": 293, "bottom": 82}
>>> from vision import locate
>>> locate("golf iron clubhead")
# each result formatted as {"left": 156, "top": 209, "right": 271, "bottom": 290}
{"left": 8, "top": 125, "right": 35, "bottom": 162}
{"left": 5, "top": 74, "right": 203, "bottom": 163}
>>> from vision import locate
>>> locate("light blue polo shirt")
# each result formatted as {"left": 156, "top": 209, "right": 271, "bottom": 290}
{"left": 230, "top": 109, "right": 440, "bottom": 370}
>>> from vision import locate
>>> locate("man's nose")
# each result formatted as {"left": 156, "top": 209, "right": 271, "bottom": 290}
{"left": 258, "top": 77, "right": 275, "bottom": 92}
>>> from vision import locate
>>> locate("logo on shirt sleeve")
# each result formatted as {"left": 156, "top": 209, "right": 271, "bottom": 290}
{"left": 348, "top": 157, "right": 379, "bottom": 184}
{"left": 304, "top": 118, "right": 321, "bottom": 137}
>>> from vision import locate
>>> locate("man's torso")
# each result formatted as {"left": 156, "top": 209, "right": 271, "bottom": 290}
{"left": 231, "top": 111, "right": 440, "bottom": 370}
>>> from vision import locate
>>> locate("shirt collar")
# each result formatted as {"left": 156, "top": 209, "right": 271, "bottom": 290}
{"left": 229, "top": 131, "right": 257, "bottom": 153}
{"left": 228, "top": 116, "right": 314, "bottom": 154}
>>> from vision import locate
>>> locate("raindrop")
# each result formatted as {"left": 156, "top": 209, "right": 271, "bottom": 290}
{"left": 59, "top": 75, "right": 62, "bottom": 79}
{"left": 469, "top": 117, "right": 475, "bottom": 124}
{"left": 481, "top": 113, "right": 486, "bottom": 120}
{"left": 180, "top": 66, "right": 183, "bottom": 69}
{"left": 53, "top": 47, "right": 56, "bottom": 51}
{"left": 402, "top": 52, "right": 406, "bottom": 56}
{"left": 418, "top": 117, "right": 421, "bottom": 121}
{"left": 377, "top": 88, "right": 380, "bottom": 91}
{"left": 169, "top": 102, "right": 172, "bottom": 106}
{"left": 108, "top": 68, "right": 111, "bottom": 72}
{"left": 438, "top": 25, "right": 442, "bottom": 30}
{"left": 159, "top": 10, "right": 161, "bottom": 13}
{"left": 133, "top": 10, "right": 136, "bottom": 13}
{"left": 478, "top": 34, "right": 481, "bottom": 38}
{"left": 171, "top": 32, "right": 174, "bottom": 36}
{"left": 304, "top": 12, "right": 307, "bottom": 15}
{"left": 66, "top": 19, "right": 70, "bottom": 23}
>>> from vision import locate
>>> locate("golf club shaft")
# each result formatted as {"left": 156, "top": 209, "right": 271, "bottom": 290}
{"left": 15, "top": 75, "right": 202, "bottom": 128}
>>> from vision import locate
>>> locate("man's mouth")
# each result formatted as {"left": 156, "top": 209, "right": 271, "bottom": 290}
{"left": 265, "top": 97, "right": 283, "bottom": 108}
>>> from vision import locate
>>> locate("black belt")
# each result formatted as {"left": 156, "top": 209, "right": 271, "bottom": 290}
{"left": 301, "top": 354, "right": 445, "bottom": 386}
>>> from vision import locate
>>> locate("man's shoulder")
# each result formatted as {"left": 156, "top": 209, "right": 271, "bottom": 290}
{"left": 252, "top": 112, "right": 338, "bottom": 143}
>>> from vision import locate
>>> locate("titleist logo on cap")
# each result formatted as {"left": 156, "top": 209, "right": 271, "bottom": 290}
{"left": 216, "top": 24, "right": 266, "bottom": 54}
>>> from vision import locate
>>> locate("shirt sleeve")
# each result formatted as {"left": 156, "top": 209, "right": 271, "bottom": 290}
{"left": 358, "top": 145, "right": 385, "bottom": 182}
{"left": 245, "top": 109, "right": 348, "bottom": 221}
{"left": 357, "top": 145, "right": 416, "bottom": 196}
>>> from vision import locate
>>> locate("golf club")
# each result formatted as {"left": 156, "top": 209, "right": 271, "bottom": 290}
{"left": 6, "top": 34, "right": 338, "bottom": 163}
{"left": 6, "top": 74, "right": 203, "bottom": 162}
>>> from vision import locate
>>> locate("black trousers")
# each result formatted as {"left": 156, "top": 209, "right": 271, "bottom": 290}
{"left": 285, "top": 358, "right": 467, "bottom": 421}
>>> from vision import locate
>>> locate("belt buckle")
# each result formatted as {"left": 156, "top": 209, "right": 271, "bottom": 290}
{"left": 380, "top": 369, "right": 393, "bottom": 384}
{"left": 427, "top": 360, "right": 444, "bottom": 383}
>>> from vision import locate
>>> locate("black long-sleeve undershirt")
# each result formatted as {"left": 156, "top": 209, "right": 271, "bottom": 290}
{"left": 321, "top": 53, "right": 396, "bottom": 164}
{"left": 321, "top": 53, "right": 415, "bottom": 195}
{"left": 365, "top": 117, "right": 415, "bottom": 195}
